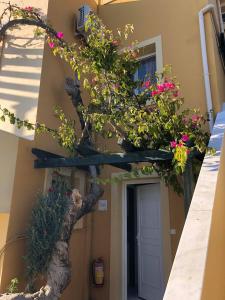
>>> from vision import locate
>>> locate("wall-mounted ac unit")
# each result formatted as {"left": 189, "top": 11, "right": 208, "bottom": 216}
{"left": 76, "top": 5, "right": 91, "bottom": 34}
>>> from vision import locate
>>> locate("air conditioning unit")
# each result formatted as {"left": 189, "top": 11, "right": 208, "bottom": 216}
{"left": 76, "top": 5, "right": 91, "bottom": 34}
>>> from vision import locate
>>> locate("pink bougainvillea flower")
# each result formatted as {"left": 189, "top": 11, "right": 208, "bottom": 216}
{"left": 181, "top": 134, "right": 190, "bottom": 142}
{"left": 48, "top": 42, "right": 55, "bottom": 49}
{"left": 151, "top": 90, "right": 159, "bottom": 96}
{"left": 157, "top": 84, "right": 165, "bottom": 93}
{"left": 24, "top": 6, "right": 33, "bottom": 11}
{"left": 57, "top": 32, "right": 64, "bottom": 39}
{"left": 170, "top": 141, "right": 177, "bottom": 148}
{"left": 163, "top": 82, "right": 175, "bottom": 91}
{"left": 168, "top": 82, "right": 175, "bottom": 89}
{"left": 143, "top": 80, "right": 151, "bottom": 88}
{"left": 177, "top": 143, "right": 183, "bottom": 147}
{"left": 192, "top": 114, "right": 200, "bottom": 122}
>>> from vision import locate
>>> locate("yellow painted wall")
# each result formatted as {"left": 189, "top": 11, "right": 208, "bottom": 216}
{"left": 99, "top": 0, "right": 208, "bottom": 112}
{"left": 168, "top": 188, "right": 185, "bottom": 259}
{"left": 0, "top": 131, "right": 18, "bottom": 212}
{"left": 0, "top": 214, "right": 9, "bottom": 282}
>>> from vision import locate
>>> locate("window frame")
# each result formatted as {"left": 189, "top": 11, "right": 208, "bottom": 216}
{"left": 135, "top": 35, "right": 163, "bottom": 74}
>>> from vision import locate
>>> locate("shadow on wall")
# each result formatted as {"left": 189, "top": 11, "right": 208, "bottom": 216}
{"left": 0, "top": 35, "right": 45, "bottom": 140}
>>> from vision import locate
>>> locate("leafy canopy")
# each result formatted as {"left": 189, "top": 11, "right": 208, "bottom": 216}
{"left": 0, "top": 5, "right": 212, "bottom": 192}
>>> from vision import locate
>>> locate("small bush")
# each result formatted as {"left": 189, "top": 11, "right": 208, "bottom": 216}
{"left": 24, "top": 173, "right": 71, "bottom": 289}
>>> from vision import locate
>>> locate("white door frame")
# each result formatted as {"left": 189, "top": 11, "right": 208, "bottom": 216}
{"left": 121, "top": 177, "right": 172, "bottom": 300}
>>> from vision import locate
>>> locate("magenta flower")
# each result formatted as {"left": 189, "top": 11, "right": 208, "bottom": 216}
{"left": 173, "top": 91, "right": 178, "bottom": 97}
{"left": 24, "top": 6, "right": 33, "bottom": 11}
{"left": 157, "top": 84, "right": 165, "bottom": 93}
{"left": 167, "top": 82, "right": 175, "bottom": 89}
{"left": 170, "top": 141, "right": 177, "bottom": 148}
{"left": 151, "top": 90, "right": 159, "bottom": 96}
{"left": 192, "top": 114, "right": 200, "bottom": 122}
{"left": 48, "top": 42, "right": 55, "bottom": 49}
{"left": 181, "top": 134, "right": 189, "bottom": 142}
{"left": 162, "top": 82, "right": 175, "bottom": 91}
{"left": 144, "top": 80, "right": 151, "bottom": 88}
{"left": 57, "top": 32, "right": 64, "bottom": 39}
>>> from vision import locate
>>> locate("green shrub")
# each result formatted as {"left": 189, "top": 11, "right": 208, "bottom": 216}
{"left": 24, "top": 174, "right": 71, "bottom": 289}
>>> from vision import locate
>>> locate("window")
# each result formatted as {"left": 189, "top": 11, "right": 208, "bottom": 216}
{"left": 134, "top": 54, "right": 157, "bottom": 94}
{"left": 133, "top": 37, "right": 162, "bottom": 95}
{"left": 135, "top": 54, "right": 157, "bottom": 84}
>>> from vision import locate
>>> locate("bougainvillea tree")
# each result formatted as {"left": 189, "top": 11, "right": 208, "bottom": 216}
{"left": 0, "top": 3, "right": 212, "bottom": 299}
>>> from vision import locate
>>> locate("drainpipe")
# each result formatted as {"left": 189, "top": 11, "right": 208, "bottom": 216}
{"left": 198, "top": 4, "right": 219, "bottom": 133}
{"left": 216, "top": 0, "right": 224, "bottom": 32}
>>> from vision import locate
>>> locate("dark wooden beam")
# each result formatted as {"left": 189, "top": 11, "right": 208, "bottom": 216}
{"left": 32, "top": 148, "right": 89, "bottom": 171}
{"left": 76, "top": 144, "right": 132, "bottom": 171}
{"left": 32, "top": 147, "right": 131, "bottom": 172}
{"left": 34, "top": 150, "right": 173, "bottom": 169}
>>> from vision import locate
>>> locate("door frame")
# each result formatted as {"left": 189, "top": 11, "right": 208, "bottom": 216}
{"left": 110, "top": 175, "right": 172, "bottom": 300}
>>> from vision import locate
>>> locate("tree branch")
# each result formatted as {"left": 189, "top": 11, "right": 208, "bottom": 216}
{"left": 0, "top": 18, "right": 56, "bottom": 39}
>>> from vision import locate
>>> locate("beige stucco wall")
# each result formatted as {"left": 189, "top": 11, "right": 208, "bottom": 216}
{"left": 99, "top": 0, "right": 209, "bottom": 112}
{"left": 0, "top": 131, "right": 18, "bottom": 212}
{"left": 0, "top": 214, "right": 9, "bottom": 282}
